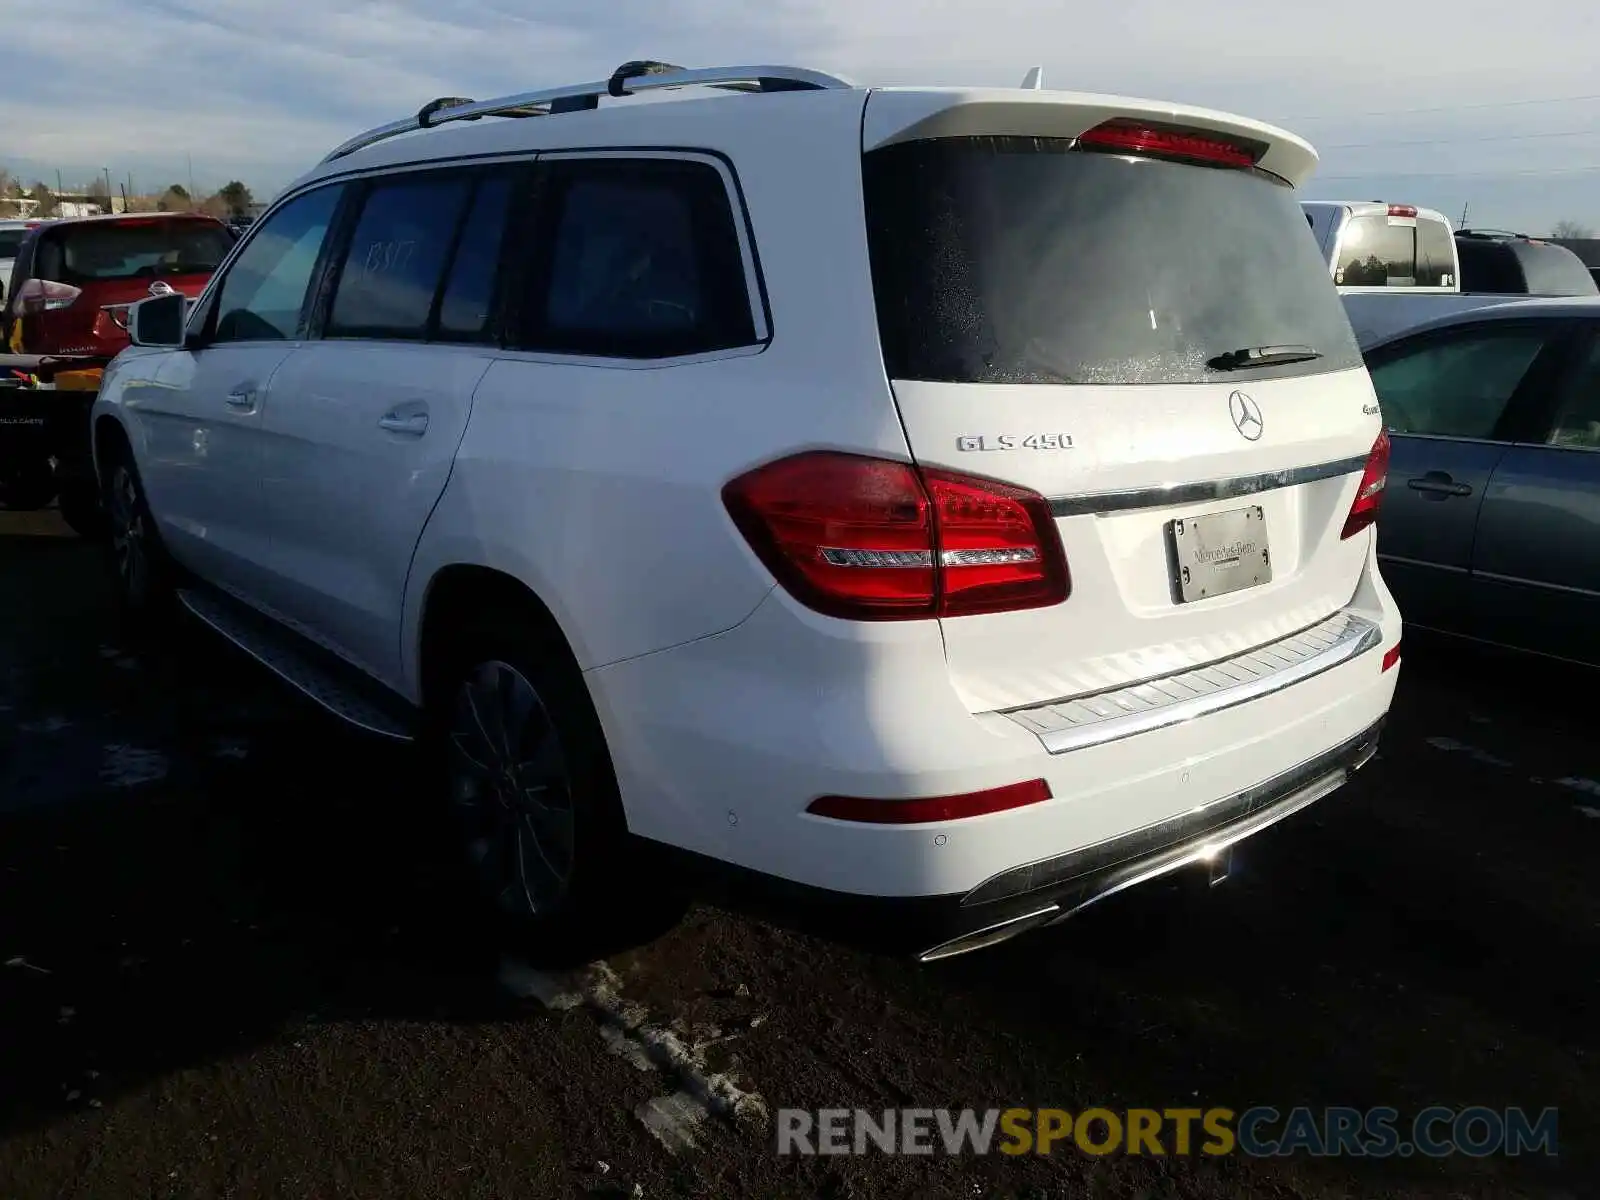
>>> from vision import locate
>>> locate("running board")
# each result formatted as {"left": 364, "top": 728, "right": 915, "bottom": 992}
{"left": 177, "top": 588, "right": 415, "bottom": 742}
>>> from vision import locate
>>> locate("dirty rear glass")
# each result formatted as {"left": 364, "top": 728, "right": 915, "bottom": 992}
{"left": 863, "top": 136, "right": 1363, "bottom": 385}
{"left": 38, "top": 220, "right": 233, "bottom": 286}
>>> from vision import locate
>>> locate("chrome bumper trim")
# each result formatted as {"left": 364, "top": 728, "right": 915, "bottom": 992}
{"left": 961, "top": 717, "right": 1384, "bottom": 911}
{"left": 1004, "top": 609, "right": 1382, "bottom": 755}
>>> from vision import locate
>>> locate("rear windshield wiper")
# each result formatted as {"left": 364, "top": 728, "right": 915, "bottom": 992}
{"left": 1206, "top": 344, "right": 1323, "bottom": 371}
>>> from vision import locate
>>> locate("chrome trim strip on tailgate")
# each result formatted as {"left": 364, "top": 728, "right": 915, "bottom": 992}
{"left": 1048, "top": 454, "right": 1368, "bottom": 517}
{"left": 1003, "top": 610, "right": 1382, "bottom": 755}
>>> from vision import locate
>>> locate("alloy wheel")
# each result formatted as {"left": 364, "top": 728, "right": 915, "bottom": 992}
{"left": 448, "top": 659, "right": 576, "bottom": 917}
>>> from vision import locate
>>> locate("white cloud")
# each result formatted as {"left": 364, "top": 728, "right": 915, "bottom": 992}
{"left": 6, "top": 0, "right": 1599, "bottom": 228}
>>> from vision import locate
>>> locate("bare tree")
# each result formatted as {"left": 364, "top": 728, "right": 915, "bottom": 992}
{"left": 1550, "top": 220, "right": 1594, "bottom": 239}
{"left": 29, "top": 182, "right": 58, "bottom": 218}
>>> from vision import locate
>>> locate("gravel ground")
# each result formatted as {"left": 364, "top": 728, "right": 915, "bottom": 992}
{"left": 0, "top": 509, "right": 1594, "bottom": 1199}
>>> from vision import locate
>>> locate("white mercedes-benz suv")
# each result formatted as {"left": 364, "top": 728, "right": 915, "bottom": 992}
{"left": 91, "top": 61, "right": 1400, "bottom": 961}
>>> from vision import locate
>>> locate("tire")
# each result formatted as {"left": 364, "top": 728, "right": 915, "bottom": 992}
{"left": 0, "top": 460, "right": 58, "bottom": 511}
{"left": 425, "top": 610, "right": 652, "bottom": 963}
{"left": 101, "top": 441, "right": 176, "bottom": 630}
{"left": 58, "top": 480, "right": 108, "bottom": 539}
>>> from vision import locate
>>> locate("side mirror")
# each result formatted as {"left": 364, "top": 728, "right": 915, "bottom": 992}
{"left": 127, "top": 291, "right": 188, "bottom": 349}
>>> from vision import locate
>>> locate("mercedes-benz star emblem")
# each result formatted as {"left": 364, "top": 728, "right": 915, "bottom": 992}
{"left": 1228, "top": 390, "right": 1264, "bottom": 441}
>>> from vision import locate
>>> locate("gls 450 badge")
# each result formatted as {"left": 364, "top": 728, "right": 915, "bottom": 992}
{"left": 956, "top": 433, "right": 1074, "bottom": 452}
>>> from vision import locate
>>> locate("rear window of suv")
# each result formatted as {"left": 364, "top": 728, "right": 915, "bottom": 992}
{"left": 863, "top": 136, "right": 1363, "bottom": 385}
{"left": 34, "top": 219, "right": 232, "bottom": 286}
{"left": 0, "top": 230, "right": 26, "bottom": 258}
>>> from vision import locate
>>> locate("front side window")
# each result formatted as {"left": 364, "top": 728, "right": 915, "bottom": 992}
{"left": 327, "top": 175, "right": 473, "bottom": 339}
{"left": 212, "top": 185, "right": 343, "bottom": 343}
{"left": 521, "top": 158, "right": 756, "bottom": 359}
{"left": 1367, "top": 325, "right": 1550, "bottom": 438}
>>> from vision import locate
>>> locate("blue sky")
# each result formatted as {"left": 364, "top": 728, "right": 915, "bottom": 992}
{"left": 3, "top": 0, "right": 1596, "bottom": 234}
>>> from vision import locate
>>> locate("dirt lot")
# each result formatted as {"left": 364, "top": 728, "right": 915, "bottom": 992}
{"left": 0, "top": 509, "right": 1594, "bottom": 1199}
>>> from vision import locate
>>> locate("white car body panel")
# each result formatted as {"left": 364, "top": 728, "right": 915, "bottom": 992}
{"left": 124, "top": 342, "right": 297, "bottom": 596}
{"left": 255, "top": 341, "right": 492, "bottom": 690}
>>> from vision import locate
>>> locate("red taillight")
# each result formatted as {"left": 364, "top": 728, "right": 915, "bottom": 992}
{"left": 721, "top": 451, "right": 1070, "bottom": 621}
{"left": 13, "top": 278, "right": 82, "bottom": 315}
{"left": 1076, "top": 119, "right": 1261, "bottom": 169}
{"left": 1341, "top": 430, "right": 1390, "bottom": 540}
{"left": 1387, "top": 204, "right": 1418, "bottom": 218}
{"left": 807, "top": 778, "right": 1052, "bottom": 824}
{"left": 1382, "top": 641, "right": 1401, "bottom": 672}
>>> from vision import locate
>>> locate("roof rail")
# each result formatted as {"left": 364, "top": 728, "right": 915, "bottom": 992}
{"left": 321, "top": 60, "right": 855, "bottom": 165}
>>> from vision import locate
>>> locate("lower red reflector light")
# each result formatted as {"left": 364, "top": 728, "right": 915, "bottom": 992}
{"left": 806, "top": 779, "right": 1052, "bottom": 824}
{"left": 1382, "top": 641, "right": 1402, "bottom": 672}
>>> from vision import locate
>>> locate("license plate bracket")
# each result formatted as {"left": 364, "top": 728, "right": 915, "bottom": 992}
{"left": 1168, "top": 505, "right": 1271, "bottom": 603}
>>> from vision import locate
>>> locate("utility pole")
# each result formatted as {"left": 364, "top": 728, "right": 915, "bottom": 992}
{"left": 187, "top": 153, "right": 196, "bottom": 205}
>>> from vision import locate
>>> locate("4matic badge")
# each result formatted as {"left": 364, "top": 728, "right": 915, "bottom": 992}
{"left": 956, "top": 433, "right": 1074, "bottom": 452}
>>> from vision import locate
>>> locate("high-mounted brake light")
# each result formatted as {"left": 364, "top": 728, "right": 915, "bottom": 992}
{"left": 1386, "top": 205, "right": 1418, "bottom": 218}
{"left": 12, "top": 278, "right": 82, "bottom": 316}
{"left": 1076, "top": 119, "right": 1261, "bottom": 169}
{"left": 721, "top": 451, "right": 1070, "bottom": 621}
{"left": 807, "top": 778, "right": 1053, "bottom": 824}
{"left": 1341, "top": 429, "right": 1390, "bottom": 540}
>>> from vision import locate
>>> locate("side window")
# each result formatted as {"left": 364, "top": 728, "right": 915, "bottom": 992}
{"left": 1415, "top": 219, "right": 1456, "bottom": 288}
{"left": 522, "top": 158, "right": 757, "bottom": 358}
{"left": 1336, "top": 216, "right": 1416, "bottom": 287}
{"left": 437, "top": 174, "right": 514, "bottom": 341}
{"left": 213, "top": 186, "right": 343, "bottom": 343}
{"left": 1368, "top": 326, "right": 1549, "bottom": 438}
{"left": 327, "top": 174, "right": 473, "bottom": 339}
{"left": 1545, "top": 333, "right": 1600, "bottom": 450}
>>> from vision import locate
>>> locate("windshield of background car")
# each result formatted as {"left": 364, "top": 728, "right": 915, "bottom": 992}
{"left": 35, "top": 220, "right": 233, "bottom": 286}
{"left": 862, "top": 135, "right": 1363, "bottom": 385}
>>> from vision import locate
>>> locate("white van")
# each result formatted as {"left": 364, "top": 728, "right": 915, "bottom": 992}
{"left": 94, "top": 61, "right": 1401, "bottom": 961}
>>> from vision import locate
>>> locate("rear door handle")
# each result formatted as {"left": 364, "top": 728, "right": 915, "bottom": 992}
{"left": 378, "top": 410, "right": 429, "bottom": 436}
{"left": 1406, "top": 473, "right": 1472, "bottom": 498}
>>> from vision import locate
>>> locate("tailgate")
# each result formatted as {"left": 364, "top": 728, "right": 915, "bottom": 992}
{"left": 861, "top": 91, "right": 1382, "bottom": 712}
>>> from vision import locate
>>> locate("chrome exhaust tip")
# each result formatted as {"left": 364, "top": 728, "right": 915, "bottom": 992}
{"left": 917, "top": 904, "right": 1060, "bottom": 963}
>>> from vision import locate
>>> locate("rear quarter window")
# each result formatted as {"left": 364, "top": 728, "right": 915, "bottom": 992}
{"left": 515, "top": 157, "right": 757, "bottom": 359}
{"left": 864, "top": 136, "right": 1362, "bottom": 385}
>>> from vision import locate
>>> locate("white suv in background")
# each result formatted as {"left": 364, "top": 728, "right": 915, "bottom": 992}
{"left": 92, "top": 61, "right": 1401, "bottom": 961}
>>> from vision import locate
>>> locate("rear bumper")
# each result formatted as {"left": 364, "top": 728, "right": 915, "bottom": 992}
{"left": 588, "top": 535, "right": 1401, "bottom": 917}
{"left": 657, "top": 716, "right": 1384, "bottom": 960}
